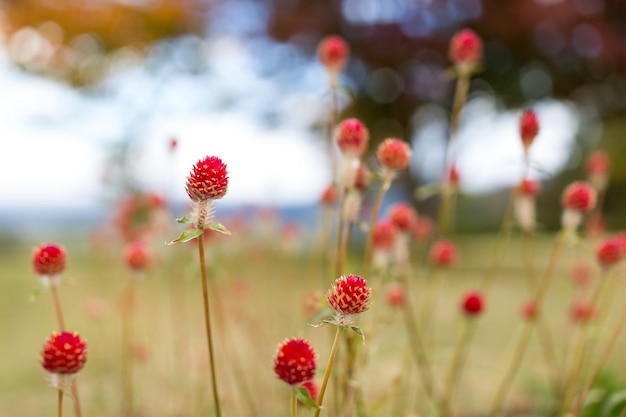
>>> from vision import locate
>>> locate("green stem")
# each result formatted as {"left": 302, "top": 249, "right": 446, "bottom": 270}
{"left": 440, "top": 319, "right": 475, "bottom": 417}
{"left": 121, "top": 281, "right": 135, "bottom": 417}
{"left": 480, "top": 192, "right": 515, "bottom": 293}
{"left": 291, "top": 388, "right": 298, "bottom": 417}
{"left": 315, "top": 326, "right": 344, "bottom": 417}
{"left": 362, "top": 173, "right": 393, "bottom": 277}
{"left": 58, "top": 388, "right": 63, "bottom": 417}
{"left": 198, "top": 235, "right": 222, "bottom": 417}
{"left": 335, "top": 187, "right": 348, "bottom": 278}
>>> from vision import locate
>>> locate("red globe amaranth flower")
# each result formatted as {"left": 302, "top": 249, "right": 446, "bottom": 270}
{"left": 273, "top": 338, "right": 317, "bottom": 386}
{"left": 586, "top": 150, "right": 610, "bottom": 176}
{"left": 462, "top": 291, "right": 484, "bottom": 316}
{"left": 300, "top": 379, "right": 319, "bottom": 403}
{"left": 317, "top": 35, "right": 349, "bottom": 73}
{"left": 517, "top": 178, "right": 541, "bottom": 197}
{"left": 449, "top": 28, "right": 482, "bottom": 66}
{"left": 327, "top": 274, "right": 372, "bottom": 318}
{"left": 320, "top": 183, "right": 340, "bottom": 207}
{"left": 376, "top": 138, "right": 411, "bottom": 171}
{"left": 41, "top": 331, "right": 88, "bottom": 375}
{"left": 372, "top": 220, "right": 398, "bottom": 250}
{"left": 429, "top": 240, "right": 458, "bottom": 267}
{"left": 169, "top": 137, "right": 178, "bottom": 152}
{"left": 185, "top": 156, "right": 229, "bottom": 202}
{"left": 570, "top": 301, "right": 596, "bottom": 324}
{"left": 412, "top": 216, "right": 435, "bottom": 242}
{"left": 448, "top": 164, "right": 460, "bottom": 186}
{"left": 596, "top": 237, "right": 623, "bottom": 268}
{"left": 385, "top": 283, "right": 405, "bottom": 307}
{"left": 388, "top": 202, "right": 418, "bottom": 232}
{"left": 125, "top": 242, "right": 150, "bottom": 271}
{"left": 354, "top": 164, "right": 371, "bottom": 192}
{"left": 335, "top": 118, "right": 369, "bottom": 157}
{"left": 561, "top": 182, "right": 596, "bottom": 213}
{"left": 33, "top": 244, "right": 66, "bottom": 276}
{"left": 520, "top": 110, "right": 539, "bottom": 150}
{"left": 521, "top": 300, "right": 538, "bottom": 321}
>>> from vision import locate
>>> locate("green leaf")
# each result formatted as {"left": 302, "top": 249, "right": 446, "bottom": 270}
{"left": 294, "top": 386, "right": 319, "bottom": 409}
{"left": 350, "top": 325, "right": 365, "bottom": 344}
{"left": 167, "top": 228, "right": 203, "bottom": 245}
{"left": 601, "top": 390, "right": 626, "bottom": 417}
{"left": 206, "top": 221, "right": 231, "bottom": 235}
{"left": 414, "top": 183, "right": 441, "bottom": 201}
{"left": 176, "top": 215, "right": 195, "bottom": 224}
{"left": 309, "top": 318, "right": 338, "bottom": 328}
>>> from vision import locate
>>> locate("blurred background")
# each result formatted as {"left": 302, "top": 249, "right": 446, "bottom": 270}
{"left": 1, "top": 0, "right": 626, "bottom": 238}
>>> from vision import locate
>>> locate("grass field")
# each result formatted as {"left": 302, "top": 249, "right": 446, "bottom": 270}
{"left": 2, "top": 227, "right": 625, "bottom": 417}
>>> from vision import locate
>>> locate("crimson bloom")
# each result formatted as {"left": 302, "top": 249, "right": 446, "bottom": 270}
{"left": 33, "top": 244, "right": 66, "bottom": 276}
{"left": 327, "top": 274, "right": 372, "bottom": 324}
{"left": 429, "top": 240, "right": 458, "bottom": 267}
{"left": 520, "top": 110, "right": 539, "bottom": 150}
{"left": 462, "top": 291, "right": 484, "bottom": 317}
{"left": 185, "top": 156, "right": 229, "bottom": 202}
{"left": 317, "top": 35, "right": 349, "bottom": 73}
{"left": 273, "top": 338, "right": 317, "bottom": 386}
{"left": 449, "top": 29, "right": 482, "bottom": 67}
{"left": 376, "top": 138, "right": 411, "bottom": 171}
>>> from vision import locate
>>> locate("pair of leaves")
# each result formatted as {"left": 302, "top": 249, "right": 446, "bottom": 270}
{"left": 166, "top": 216, "right": 231, "bottom": 245}
{"left": 309, "top": 317, "right": 365, "bottom": 344}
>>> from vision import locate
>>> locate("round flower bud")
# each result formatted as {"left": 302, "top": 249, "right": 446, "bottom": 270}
{"left": 320, "top": 183, "right": 340, "bottom": 207}
{"left": 449, "top": 28, "right": 482, "bottom": 66}
{"left": 521, "top": 300, "right": 538, "bottom": 321}
{"left": 461, "top": 291, "right": 484, "bottom": 317}
{"left": 125, "top": 242, "right": 150, "bottom": 272}
{"left": 569, "top": 301, "right": 595, "bottom": 324}
{"left": 317, "top": 35, "right": 349, "bottom": 73}
{"left": 596, "top": 237, "right": 623, "bottom": 269}
{"left": 517, "top": 178, "right": 540, "bottom": 197}
{"left": 300, "top": 380, "right": 319, "bottom": 403}
{"left": 376, "top": 138, "right": 411, "bottom": 171}
{"left": 33, "top": 244, "right": 66, "bottom": 276}
{"left": 448, "top": 164, "right": 460, "bottom": 187}
{"left": 372, "top": 220, "right": 398, "bottom": 251}
{"left": 385, "top": 283, "right": 405, "bottom": 308}
{"left": 185, "top": 156, "right": 229, "bottom": 202}
{"left": 327, "top": 274, "right": 372, "bottom": 323}
{"left": 561, "top": 182, "right": 596, "bottom": 213}
{"left": 388, "top": 202, "right": 418, "bottom": 232}
{"left": 586, "top": 150, "right": 610, "bottom": 177}
{"left": 273, "top": 338, "right": 317, "bottom": 386}
{"left": 520, "top": 110, "right": 539, "bottom": 150}
{"left": 335, "top": 118, "right": 369, "bottom": 157}
{"left": 429, "top": 240, "right": 458, "bottom": 267}
{"left": 41, "top": 331, "right": 88, "bottom": 375}
{"left": 354, "top": 163, "right": 371, "bottom": 192}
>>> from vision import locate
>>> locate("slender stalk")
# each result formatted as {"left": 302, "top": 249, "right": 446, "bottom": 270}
{"left": 571, "top": 289, "right": 626, "bottom": 416}
{"left": 440, "top": 319, "right": 475, "bottom": 417}
{"left": 399, "top": 273, "right": 438, "bottom": 405}
{"left": 335, "top": 186, "right": 348, "bottom": 278}
{"left": 121, "top": 280, "right": 135, "bottom": 417}
{"left": 557, "top": 271, "right": 609, "bottom": 416}
{"left": 58, "top": 389, "right": 63, "bottom": 417}
{"left": 50, "top": 280, "right": 82, "bottom": 417}
{"left": 315, "top": 326, "right": 344, "bottom": 417}
{"left": 291, "top": 388, "right": 298, "bottom": 417}
{"left": 362, "top": 173, "right": 393, "bottom": 277}
{"left": 480, "top": 192, "right": 515, "bottom": 293}
{"left": 419, "top": 267, "right": 444, "bottom": 348}
{"left": 487, "top": 322, "right": 534, "bottom": 417}
{"left": 198, "top": 235, "right": 222, "bottom": 417}
{"left": 326, "top": 77, "right": 339, "bottom": 181}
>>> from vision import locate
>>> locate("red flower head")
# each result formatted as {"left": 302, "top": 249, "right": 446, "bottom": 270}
{"left": 185, "top": 156, "right": 229, "bottom": 202}
{"left": 561, "top": 182, "right": 596, "bottom": 213}
{"left": 570, "top": 301, "right": 596, "bottom": 324}
{"left": 320, "top": 183, "right": 340, "bottom": 207}
{"left": 273, "top": 338, "right": 317, "bottom": 386}
{"left": 327, "top": 274, "right": 372, "bottom": 322}
{"left": 570, "top": 262, "right": 593, "bottom": 288}
{"left": 335, "top": 118, "right": 369, "bottom": 157}
{"left": 517, "top": 178, "right": 541, "bottom": 197}
{"left": 462, "top": 291, "right": 484, "bottom": 317}
{"left": 596, "top": 237, "right": 623, "bottom": 269}
{"left": 317, "top": 35, "right": 349, "bottom": 73}
{"left": 520, "top": 110, "right": 539, "bottom": 150}
{"left": 125, "top": 242, "right": 150, "bottom": 272}
{"left": 41, "top": 331, "right": 88, "bottom": 375}
{"left": 385, "top": 283, "right": 405, "bottom": 308}
{"left": 33, "top": 244, "right": 66, "bottom": 276}
{"left": 586, "top": 150, "right": 610, "bottom": 177}
{"left": 448, "top": 164, "right": 460, "bottom": 186}
{"left": 372, "top": 219, "right": 398, "bottom": 251}
{"left": 429, "top": 240, "right": 458, "bottom": 267}
{"left": 376, "top": 138, "right": 411, "bottom": 171}
{"left": 449, "top": 28, "right": 482, "bottom": 66}
{"left": 300, "top": 380, "right": 319, "bottom": 403}
{"left": 521, "top": 300, "right": 538, "bottom": 321}
{"left": 388, "top": 202, "right": 418, "bottom": 232}
{"left": 412, "top": 216, "right": 435, "bottom": 242}
{"left": 354, "top": 163, "right": 371, "bottom": 192}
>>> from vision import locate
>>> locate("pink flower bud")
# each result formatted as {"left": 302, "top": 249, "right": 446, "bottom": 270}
{"left": 33, "top": 244, "right": 66, "bottom": 276}
{"left": 317, "top": 35, "right": 349, "bottom": 73}
{"left": 520, "top": 110, "right": 539, "bottom": 150}
{"left": 388, "top": 202, "right": 418, "bottom": 232}
{"left": 596, "top": 237, "right": 623, "bottom": 268}
{"left": 125, "top": 242, "right": 150, "bottom": 272}
{"left": 185, "top": 156, "right": 229, "bottom": 202}
{"left": 274, "top": 338, "right": 317, "bottom": 386}
{"left": 354, "top": 163, "right": 371, "bottom": 192}
{"left": 462, "top": 291, "right": 484, "bottom": 317}
{"left": 569, "top": 301, "right": 596, "bottom": 324}
{"left": 372, "top": 220, "right": 398, "bottom": 251}
{"left": 561, "top": 182, "right": 596, "bottom": 213}
{"left": 385, "top": 283, "right": 405, "bottom": 308}
{"left": 376, "top": 138, "right": 411, "bottom": 171}
{"left": 327, "top": 274, "right": 372, "bottom": 324}
{"left": 429, "top": 240, "right": 458, "bottom": 267}
{"left": 320, "top": 183, "right": 340, "bottom": 207}
{"left": 449, "top": 29, "right": 482, "bottom": 67}
{"left": 521, "top": 300, "right": 538, "bottom": 321}
{"left": 335, "top": 118, "right": 369, "bottom": 157}
{"left": 517, "top": 178, "right": 541, "bottom": 197}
